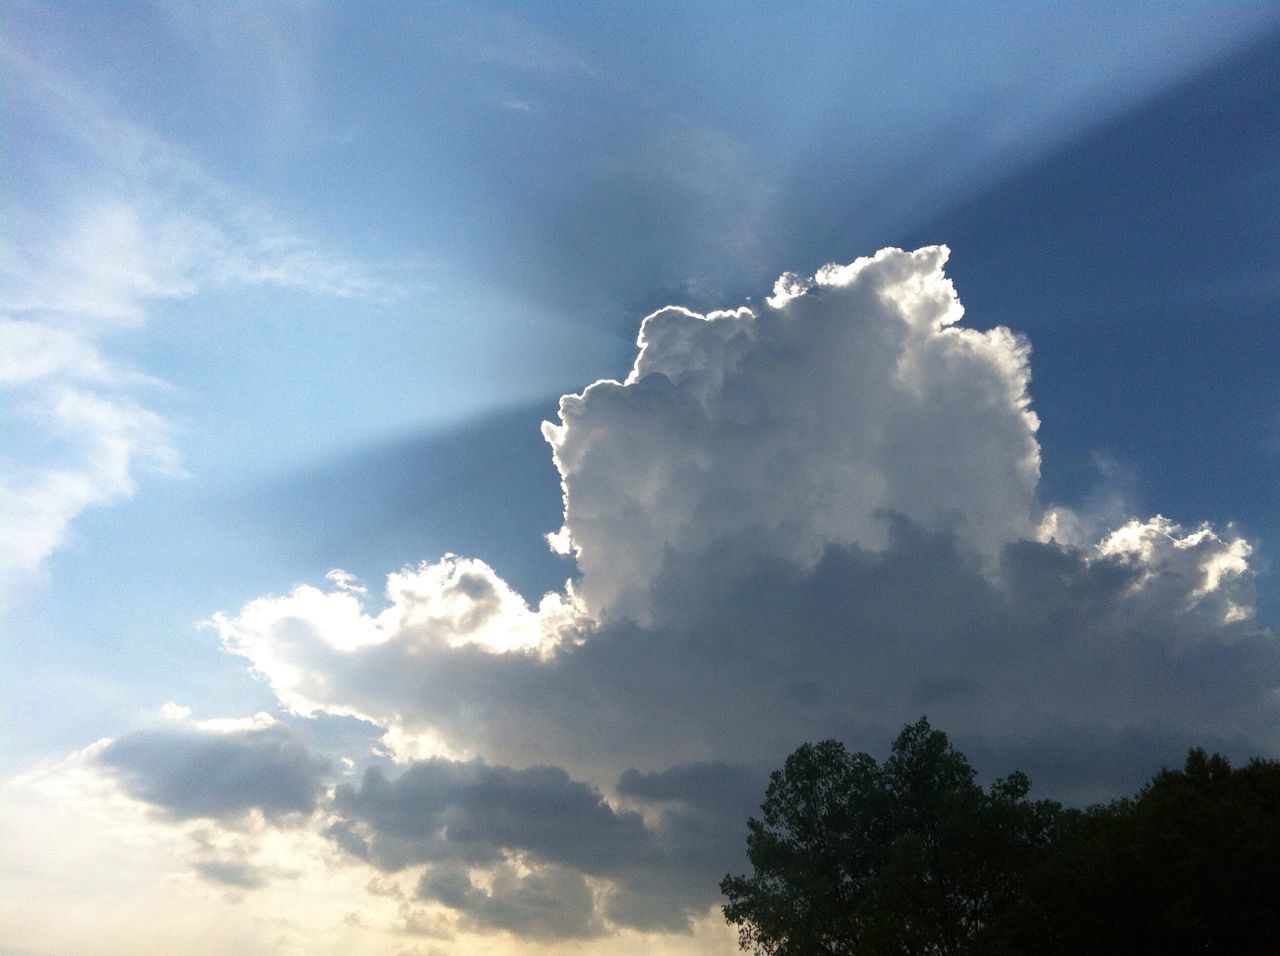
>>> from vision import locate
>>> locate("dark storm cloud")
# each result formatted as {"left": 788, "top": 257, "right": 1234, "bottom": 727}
{"left": 326, "top": 755, "right": 760, "bottom": 934}
{"left": 98, "top": 722, "right": 329, "bottom": 821}
{"left": 417, "top": 862, "right": 601, "bottom": 940}
{"left": 617, "top": 761, "right": 763, "bottom": 811}
{"left": 328, "top": 758, "right": 653, "bottom": 873}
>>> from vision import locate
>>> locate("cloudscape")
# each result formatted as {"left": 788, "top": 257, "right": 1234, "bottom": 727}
{"left": 3, "top": 4, "right": 1278, "bottom": 954}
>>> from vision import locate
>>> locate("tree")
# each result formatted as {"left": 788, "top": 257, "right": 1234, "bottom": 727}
{"left": 1007, "top": 749, "right": 1280, "bottom": 955}
{"left": 723, "top": 725, "right": 1280, "bottom": 955}
{"left": 720, "top": 719, "right": 1057, "bottom": 955}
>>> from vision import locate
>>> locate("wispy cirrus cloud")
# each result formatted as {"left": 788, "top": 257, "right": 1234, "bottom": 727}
{"left": 1, "top": 42, "right": 401, "bottom": 589}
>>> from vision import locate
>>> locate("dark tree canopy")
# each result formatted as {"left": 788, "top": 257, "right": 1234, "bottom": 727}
{"left": 1017, "top": 747, "right": 1280, "bottom": 955}
{"left": 722, "top": 720, "right": 1280, "bottom": 956}
{"left": 721, "top": 718, "right": 1057, "bottom": 955}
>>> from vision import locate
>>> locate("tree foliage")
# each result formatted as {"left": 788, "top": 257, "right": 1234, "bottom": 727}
{"left": 722, "top": 720, "right": 1280, "bottom": 955}
{"left": 1013, "top": 747, "right": 1280, "bottom": 955}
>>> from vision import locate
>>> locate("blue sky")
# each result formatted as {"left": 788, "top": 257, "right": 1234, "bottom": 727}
{"left": 3, "top": 3, "right": 1278, "bottom": 953}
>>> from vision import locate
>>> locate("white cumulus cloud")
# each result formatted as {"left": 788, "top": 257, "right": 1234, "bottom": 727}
{"left": 545, "top": 246, "right": 1041, "bottom": 622}
{"left": 21, "top": 246, "right": 1276, "bottom": 946}
{"left": 211, "top": 247, "right": 1273, "bottom": 801}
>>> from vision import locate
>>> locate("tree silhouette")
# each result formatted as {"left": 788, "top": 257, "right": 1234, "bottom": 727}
{"left": 723, "top": 722, "right": 1280, "bottom": 955}
{"left": 720, "top": 718, "right": 1056, "bottom": 955}
{"left": 1010, "top": 748, "right": 1280, "bottom": 955}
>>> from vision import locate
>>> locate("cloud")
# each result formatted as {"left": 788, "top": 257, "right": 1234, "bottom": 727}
{"left": 97, "top": 717, "right": 329, "bottom": 822}
{"left": 329, "top": 758, "right": 653, "bottom": 874}
{"left": 213, "top": 555, "right": 581, "bottom": 730}
{"left": 617, "top": 761, "right": 764, "bottom": 813}
{"left": 60, "top": 246, "right": 1280, "bottom": 942}
{"left": 214, "top": 248, "right": 1270, "bottom": 780}
{"left": 0, "top": 378, "right": 180, "bottom": 578}
{"left": 192, "top": 858, "right": 269, "bottom": 890}
{"left": 1093, "top": 515, "right": 1255, "bottom": 625}
{"left": 1, "top": 44, "right": 401, "bottom": 589}
{"left": 417, "top": 862, "right": 601, "bottom": 940}
{"left": 216, "top": 522, "right": 1270, "bottom": 796}
{"left": 325, "top": 753, "right": 753, "bottom": 936}
{"left": 544, "top": 246, "right": 1041, "bottom": 621}
{"left": 0, "top": 744, "right": 444, "bottom": 955}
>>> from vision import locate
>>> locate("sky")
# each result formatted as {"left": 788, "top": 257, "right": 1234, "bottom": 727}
{"left": 2, "top": 2, "right": 1278, "bottom": 953}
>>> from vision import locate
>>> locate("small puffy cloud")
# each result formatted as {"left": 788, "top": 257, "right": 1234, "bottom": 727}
{"left": 1096, "top": 515, "right": 1254, "bottom": 626}
{"left": 214, "top": 555, "right": 582, "bottom": 738}
{"left": 192, "top": 859, "right": 269, "bottom": 890}
{"left": 378, "top": 557, "right": 574, "bottom": 653}
{"left": 326, "top": 569, "right": 368, "bottom": 594}
{"left": 97, "top": 718, "right": 329, "bottom": 822}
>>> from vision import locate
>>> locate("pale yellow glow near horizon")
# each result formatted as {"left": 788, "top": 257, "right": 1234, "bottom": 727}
{"left": 0, "top": 751, "right": 740, "bottom": 956}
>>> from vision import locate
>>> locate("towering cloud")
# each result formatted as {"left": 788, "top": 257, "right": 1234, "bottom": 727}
{"left": 544, "top": 246, "right": 1041, "bottom": 621}
{"left": 101, "top": 247, "right": 1278, "bottom": 943}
